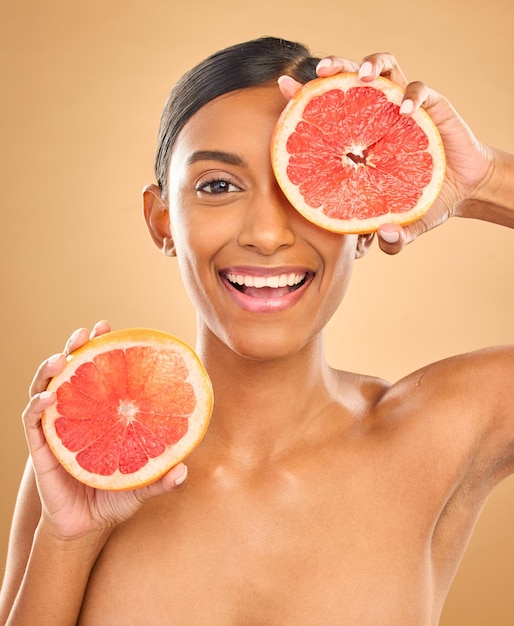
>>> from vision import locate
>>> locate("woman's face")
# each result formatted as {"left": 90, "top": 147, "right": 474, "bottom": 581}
{"left": 156, "top": 84, "right": 366, "bottom": 361}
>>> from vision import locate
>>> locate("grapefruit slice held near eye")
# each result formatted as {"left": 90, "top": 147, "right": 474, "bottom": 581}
{"left": 42, "top": 328, "right": 213, "bottom": 491}
{"left": 271, "top": 73, "right": 446, "bottom": 234}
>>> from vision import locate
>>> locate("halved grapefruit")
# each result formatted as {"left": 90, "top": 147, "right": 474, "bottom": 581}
{"left": 42, "top": 328, "right": 213, "bottom": 491}
{"left": 271, "top": 73, "right": 446, "bottom": 233}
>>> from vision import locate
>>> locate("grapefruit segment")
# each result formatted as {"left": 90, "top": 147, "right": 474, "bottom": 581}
{"left": 42, "top": 328, "right": 213, "bottom": 490}
{"left": 272, "top": 73, "right": 446, "bottom": 234}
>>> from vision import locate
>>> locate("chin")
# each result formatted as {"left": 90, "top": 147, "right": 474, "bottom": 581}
{"left": 197, "top": 307, "right": 327, "bottom": 365}
{"left": 225, "top": 327, "right": 319, "bottom": 364}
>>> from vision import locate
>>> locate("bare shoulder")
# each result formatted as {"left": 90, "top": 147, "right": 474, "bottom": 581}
{"left": 375, "top": 344, "right": 514, "bottom": 485}
{"left": 383, "top": 344, "right": 513, "bottom": 415}
{"left": 334, "top": 343, "right": 513, "bottom": 421}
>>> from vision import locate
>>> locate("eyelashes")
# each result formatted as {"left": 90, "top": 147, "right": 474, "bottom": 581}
{"left": 195, "top": 177, "right": 242, "bottom": 195}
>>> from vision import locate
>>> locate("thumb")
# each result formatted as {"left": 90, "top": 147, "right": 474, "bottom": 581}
{"left": 377, "top": 220, "right": 428, "bottom": 255}
{"left": 136, "top": 463, "right": 188, "bottom": 502}
{"left": 377, "top": 225, "right": 407, "bottom": 255}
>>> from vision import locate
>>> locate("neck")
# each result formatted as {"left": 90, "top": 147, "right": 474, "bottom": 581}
{"left": 195, "top": 328, "right": 343, "bottom": 466}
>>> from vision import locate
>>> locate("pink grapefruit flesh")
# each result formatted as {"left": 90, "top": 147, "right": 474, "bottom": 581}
{"left": 271, "top": 73, "right": 446, "bottom": 234}
{"left": 42, "top": 328, "right": 213, "bottom": 490}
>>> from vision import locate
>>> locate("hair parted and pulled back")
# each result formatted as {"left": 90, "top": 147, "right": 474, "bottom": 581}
{"left": 155, "top": 36, "right": 321, "bottom": 199}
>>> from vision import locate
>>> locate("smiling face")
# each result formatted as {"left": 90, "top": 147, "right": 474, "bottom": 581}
{"left": 145, "top": 84, "right": 369, "bottom": 362}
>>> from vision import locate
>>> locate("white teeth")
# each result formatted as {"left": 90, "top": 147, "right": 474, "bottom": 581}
{"left": 226, "top": 272, "right": 306, "bottom": 288}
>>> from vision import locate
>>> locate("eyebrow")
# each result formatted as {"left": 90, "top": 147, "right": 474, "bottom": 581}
{"left": 186, "top": 150, "right": 246, "bottom": 167}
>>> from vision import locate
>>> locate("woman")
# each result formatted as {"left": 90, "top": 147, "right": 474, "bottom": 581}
{"left": 1, "top": 37, "right": 513, "bottom": 625}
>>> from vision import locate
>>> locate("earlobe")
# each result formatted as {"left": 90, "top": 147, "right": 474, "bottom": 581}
{"left": 355, "top": 232, "right": 375, "bottom": 259}
{"left": 142, "top": 184, "right": 176, "bottom": 257}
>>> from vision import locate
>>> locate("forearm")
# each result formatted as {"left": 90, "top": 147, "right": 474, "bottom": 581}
{"left": 456, "top": 148, "right": 514, "bottom": 227}
{"left": 5, "top": 520, "right": 109, "bottom": 626}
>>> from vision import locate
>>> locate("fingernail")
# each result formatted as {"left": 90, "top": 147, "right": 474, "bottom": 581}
{"left": 400, "top": 99, "right": 414, "bottom": 115}
{"left": 89, "top": 323, "right": 100, "bottom": 339}
{"left": 47, "top": 353, "right": 63, "bottom": 365}
{"left": 358, "top": 61, "right": 373, "bottom": 79}
{"left": 174, "top": 464, "right": 188, "bottom": 486}
{"left": 316, "top": 58, "right": 332, "bottom": 72}
{"left": 69, "top": 328, "right": 82, "bottom": 344}
{"left": 64, "top": 328, "right": 82, "bottom": 355}
{"left": 38, "top": 390, "right": 53, "bottom": 401}
{"left": 379, "top": 230, "right": 400, "bottom": 244}
{"left": 277, "top": 74, "right": 296, "bottom": 91}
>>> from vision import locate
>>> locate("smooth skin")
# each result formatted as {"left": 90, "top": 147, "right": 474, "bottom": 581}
{"left": 1, "top": 53, "right": 514, "bottom": 626}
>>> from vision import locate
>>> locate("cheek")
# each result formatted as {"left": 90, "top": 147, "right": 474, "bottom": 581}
{"left": 335, "top": 240, "right": 358, "bottom": 277}
{"left": 168, "top": 210, "right": 200, "bottom": 293}
{"left": 320, "top": 236, "right": 358, "bottom": 306}
{"left": 173, "top": 236, "right": 203, "bottom": 295}
{"left": 173, "top": 246, "right": 212, "bottom": 325}
{"left": 171, "top": 215, "right": 221, "bottom": 313}
{"left": 320, "top": 233, "right": 358, "bottom": 273}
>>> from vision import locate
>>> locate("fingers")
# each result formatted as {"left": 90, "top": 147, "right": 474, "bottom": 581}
{"left": 377, "top": 225, "right": 407, "bottom": 255}
{"left": 281, "top": 52, "right": 432, "bottom": 119}
{"left": 314, "top": 52, "right": 407, "bottom": 86}
{"left": 377, "top": 219, "right": 431, "bottom": 255}
{"left": 135, "top": 464, "right": 189, "bottom": 504}
{"left": 316, "top": 55, "right": 359, "bottom": 76}
{"left": 357, "top": 52, "right": 409, "bottom": 87}
{"left": 277, "top": 75, "right": 303, "bottom": 101}
{"left": 314, "top": 52, "right": 435, "bottom": 119}
{"left": 89, "top": 319, "right": 111, "bottom": 340}
{"left": 359, "top": 52, "right": 407, "bottom": 88}
{"left": 63, "top": 327, "right": 88, "bottom": 357}
{"left": 29, "top": 353, "right": 67, "bottom": 398}
{"left": 278, "top": 55, "right": 360, "bottom": 101}
{"left": 360, "top": 57, "right": 439, "bottom": 121}
{"left": 25, "top": 322, "right": 109, "bottom": 453}
{"left": 162, "top": 463, "right": 189, "bottom": 489}
{"left": 29, "top": 321, "right": 111, "bottom": 399}
{"left": 400, "top": 80, "right": 433, "bottom": 117}
{"left": 63, "top": 320, "right": 111, "bottom": 356}
{"left": 22, "top": 388, "right": 57, "bottom": 453}
{"left": 26, "top": 320, "right": 111, "bottom": 429}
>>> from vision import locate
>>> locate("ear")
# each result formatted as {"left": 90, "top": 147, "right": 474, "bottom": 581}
{"left": 354, "top": 232, "right": 375, "bottom": 259}
{"left": 142, "top": 184, "right": 176, "bottom": 256}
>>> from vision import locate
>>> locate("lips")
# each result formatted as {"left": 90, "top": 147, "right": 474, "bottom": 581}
{"left": 220, "top": 267, "right": 314, "bottom": 312}
{"left": 226, "top": 270, "right": 307, "bottom": 294}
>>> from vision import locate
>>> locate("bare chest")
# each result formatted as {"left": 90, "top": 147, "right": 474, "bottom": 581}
{"left": 79, "top": 462, "right": 444, "bottom": 626}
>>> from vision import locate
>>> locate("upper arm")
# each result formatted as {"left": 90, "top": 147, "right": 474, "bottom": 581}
{"left": 0, "top": 459, "right": 42, "bottom": 622}
{"left": 470, "top": 344, "right": 514, "bottom": 481}
{"left": 399, "top": 344, "right": 514, "bottom": 486}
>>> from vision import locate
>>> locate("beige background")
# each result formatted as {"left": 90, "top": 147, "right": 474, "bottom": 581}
{"left": 1, "top": 0, "right": 513, "bottom": 622}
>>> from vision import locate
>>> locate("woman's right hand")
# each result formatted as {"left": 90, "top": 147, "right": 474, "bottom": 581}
{"left": 22, "top": 321, "right": 188, "bottom": 541}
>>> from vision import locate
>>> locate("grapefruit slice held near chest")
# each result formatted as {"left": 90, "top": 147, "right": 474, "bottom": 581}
{"left": 271, "top": 73, "right": 446, "bottom": 234}
{"left": 42, "top": 328, "right": 213, "bottom": 490}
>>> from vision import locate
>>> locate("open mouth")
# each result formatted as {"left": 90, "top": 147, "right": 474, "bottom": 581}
{"left": 223, "top": 271, "right": 313, "bottom": 298}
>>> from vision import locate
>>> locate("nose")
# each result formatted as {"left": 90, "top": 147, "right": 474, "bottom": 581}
{"left": 238, "top": 184, "right": 296, "bottom": 255}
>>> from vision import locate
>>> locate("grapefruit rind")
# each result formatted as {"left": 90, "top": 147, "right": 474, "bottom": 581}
{"left": 41, "top": 328, "right": 213, "bottom": 491}
{"left": 271, "top": 73, "right": 446, "bottom": 234}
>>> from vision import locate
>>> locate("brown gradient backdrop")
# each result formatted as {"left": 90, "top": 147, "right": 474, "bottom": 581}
{"left": 1, "top": 0, "right": 513, "bottom": 622}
